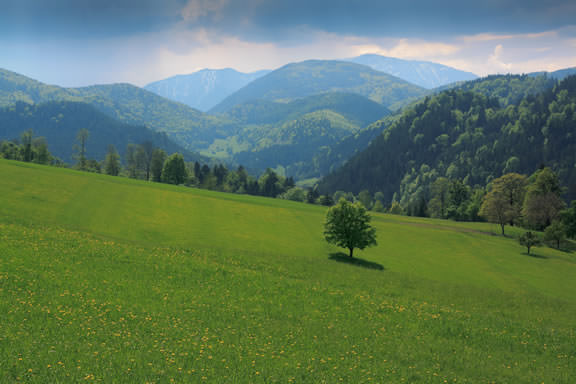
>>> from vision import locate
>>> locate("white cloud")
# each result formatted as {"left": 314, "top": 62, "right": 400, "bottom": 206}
{"left": 181, "top": 0, "right": 229, "bottom": 22}
{"left": 379, "top": 39, "right": 461, "bottom": 59}
{"left": 487, "top": 44, "right": 513, "bottom": 72}
{"left": 5, "top": 23, "right": 575, "bottom": 87}
{"left": 461, "top": 31, "right": 557, "bottom": 43}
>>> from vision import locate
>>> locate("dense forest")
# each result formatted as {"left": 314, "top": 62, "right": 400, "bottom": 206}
{"left": 319, "top": 75, "right": 576, "bottom": 205}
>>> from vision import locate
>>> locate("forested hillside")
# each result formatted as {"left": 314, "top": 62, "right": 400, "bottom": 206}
{"left": 207, "top": 93, "right": 391, "bottom": 178}
{"left": 0, "top": 101, "right": 203, "bottom": 163}
{"left": 439, "top": 74, "right": 557, "bottom": 106}
{"left": 0, "top": 68, "right": 236, "bottom": 150}
{"left": 319, "top": 75, "right": 576, "bottom": 203}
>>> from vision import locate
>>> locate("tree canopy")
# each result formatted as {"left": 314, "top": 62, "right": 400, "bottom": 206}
{"left": 324, "top": 199, "right": 377, "bottom": 258}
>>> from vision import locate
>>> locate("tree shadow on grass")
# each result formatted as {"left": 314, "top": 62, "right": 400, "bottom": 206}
{"left": 525, "top": 252, "right": 548, "bottom": 259}
{"left": 329, "top": 252, "right": 385, "bottom": 271}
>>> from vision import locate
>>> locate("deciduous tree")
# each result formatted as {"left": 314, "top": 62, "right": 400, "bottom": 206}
{"left": 104, "top": 144, "right": 121, "bottom": 176}
{"left": 519, "top": 231, "right": 541, "bottom": 255}
{"left": 150, "top": 148, "right": 166, "bottom": 182}
{"left": 544, "top": 221, "right": 566, "bottom": 249}
{"left": 74, "top": 128, "right": 89, "bottom": 170}
{"left": 162, "top": 153, "right": 187, "bottom": 185}
{"left": 324, "top": 199, "right": 377, "bottom": 258}
{"left": 479, "top": 173, "right": 527, "bottom": 235}
{"left": 522, "top": 168, "right": 565, "bottom": 229}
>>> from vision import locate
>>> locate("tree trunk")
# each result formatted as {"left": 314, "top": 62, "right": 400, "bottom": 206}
{"left": 348, "top": 247, "right": 354, "bottom": 258}
{"left": 527, "top": 245, "right": 531, "bottom": 255}
{"left": 500, "top": 222, "right": 505, "bottom": 236}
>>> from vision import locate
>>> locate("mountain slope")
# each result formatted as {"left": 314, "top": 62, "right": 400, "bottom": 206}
{"left": 0, "top": 68, "right": 236, "bottom": 151}
{"left": 347, "top": 54, "right": 478, "bottom": 89}
{"left": 0, "top": 68, "right": 80, "bottom": 105}
{"left": 0, "top": 101, "right": 203, "bottom": 163}
{"left": 548, "top": 67, "right": 576, "bottom": 80}
{"left": 319, "top": 75, "right": 576, "bottom": 202}
{"left": 210, "top": 60, "right": 427, "bottom": 113}
{"left": 72, "top": 83, "right": 237, "bottom": 148}
{"left": 144, "top": 68, "right": 270, "bottom": 112}
{"left": 222, "top": 92, "right": 390, "bottom": 127}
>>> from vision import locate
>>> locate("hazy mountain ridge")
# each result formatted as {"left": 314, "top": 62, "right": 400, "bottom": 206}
{"left": 347, "top": 54, "right": 478, "bottom": 89}
{"left": 144, "top": 68, "right": 271, "bottom": 112}
{"left": 0, "top": 68, "right": 238, "bottom": 151}
{"left": 210, "top": 60, "right": 428, "bottom": 113}
{"left": 0, "top": 68, "right": 393, "bottom": 177}
{"left": 206, "top": 92, "right": 391, "bottom": 178}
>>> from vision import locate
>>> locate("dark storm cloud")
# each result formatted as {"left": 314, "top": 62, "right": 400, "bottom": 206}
{"left": 1, "top": 0, "right": 574, "bottom": 41}
{"left": 185, "top": 0, "right": 576, "bottom": 41}
{"left": 0, "top": 0, "right": 186, "bottom": 38}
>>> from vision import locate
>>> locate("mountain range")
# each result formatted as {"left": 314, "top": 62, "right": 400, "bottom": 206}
{"left": 2, "top": 60, "right": 576, "bottom": 194}
{"left": 143, "top": 55, "right": 479, "bottom": 109}
{"left": 0, "top": 62, "right": 413, "bottom": 177}
{"left": 210, "top": 60, "right": 427, "bottom": 113}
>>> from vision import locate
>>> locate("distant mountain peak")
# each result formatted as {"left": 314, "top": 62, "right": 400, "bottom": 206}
{"left": 144, "top": 68, "right": 271, "bottom": 111}
{"left": 346, "top": 54, "right": 478, "bottom": 89}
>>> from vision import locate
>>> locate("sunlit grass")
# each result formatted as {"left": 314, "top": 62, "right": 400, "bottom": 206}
{"left": 1, "top": 159, "right": 575, "bottom": 382}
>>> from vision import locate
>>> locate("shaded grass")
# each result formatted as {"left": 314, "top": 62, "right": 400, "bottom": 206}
{"left": 328, "top": 252, "right": 385, "bottom": 270}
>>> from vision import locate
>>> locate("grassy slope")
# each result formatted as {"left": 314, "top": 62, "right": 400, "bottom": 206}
{"left": 1, "top": 159, "right": 575, "bottom": 383}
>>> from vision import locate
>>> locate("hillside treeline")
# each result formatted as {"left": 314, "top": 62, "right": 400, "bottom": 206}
{"left": 320, "top": 75, "right": 576, "bottom": 205}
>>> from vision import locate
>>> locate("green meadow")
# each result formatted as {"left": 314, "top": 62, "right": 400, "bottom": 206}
{"left": 1, "top": 159, "right": 575, "bottom": 383}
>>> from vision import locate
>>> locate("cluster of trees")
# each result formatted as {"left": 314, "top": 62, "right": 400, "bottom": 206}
{"left": 480, "top": 168, "right": 576, "bottom": 250}
{"left": 0, "top": 130, "right": 313, "bottom": 201}
{"left": 0, "top": 130, "right": 56, "bottom": 165}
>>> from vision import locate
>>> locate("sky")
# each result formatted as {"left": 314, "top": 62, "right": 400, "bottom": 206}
{"left": 1, "top": 0, "right": 575, "bottom": 87}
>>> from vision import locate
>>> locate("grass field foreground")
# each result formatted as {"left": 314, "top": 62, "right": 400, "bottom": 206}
{"left": 1, "top": 159, "right": 575, "bottom": 383}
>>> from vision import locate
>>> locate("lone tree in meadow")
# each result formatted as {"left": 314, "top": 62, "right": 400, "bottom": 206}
{"left": 519, "top": 231, "right": 541, "bottom": 255}
{"left": 324, "top": 198, "right": 377, "bottom": 258}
